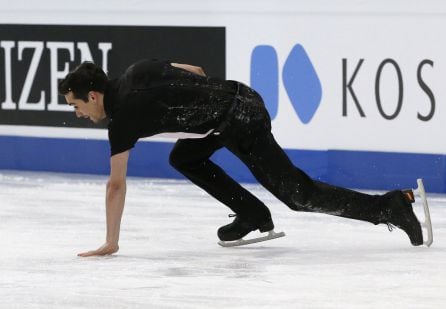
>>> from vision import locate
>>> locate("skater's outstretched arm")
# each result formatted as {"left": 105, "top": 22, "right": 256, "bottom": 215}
{"left": 78, "top": 151, "right": 130, "bottom": 257}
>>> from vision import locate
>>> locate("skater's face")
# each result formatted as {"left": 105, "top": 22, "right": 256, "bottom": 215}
{"left": 64, "top": 91, "right": 106, "bottom": 123}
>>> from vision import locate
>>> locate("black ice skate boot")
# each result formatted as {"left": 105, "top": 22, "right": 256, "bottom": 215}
{"left": 217, "top": 214, "right": 274, "bottom": 241}
{"left": 379, "top": 190, "right": 423, "bottom": 246}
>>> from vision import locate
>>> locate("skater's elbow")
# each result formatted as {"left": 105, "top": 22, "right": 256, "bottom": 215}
{"left": 196, "top": 66, "right": 206, "bottom": 76}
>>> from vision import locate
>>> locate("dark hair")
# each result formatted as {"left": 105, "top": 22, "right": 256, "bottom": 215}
{"left": 58, "top": 62, "right": 108, "bottom": 102}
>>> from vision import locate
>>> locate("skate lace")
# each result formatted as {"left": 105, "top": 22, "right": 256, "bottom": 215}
{"left": 387, "top": 223, "right": 396, "bottom": 232}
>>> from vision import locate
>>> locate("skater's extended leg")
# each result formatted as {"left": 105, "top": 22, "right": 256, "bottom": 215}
{"left": 169, "top": 135, "right": 272, "bottom": 224}
{"left": 227, "top": 131, "right": 423, "bottom": 245}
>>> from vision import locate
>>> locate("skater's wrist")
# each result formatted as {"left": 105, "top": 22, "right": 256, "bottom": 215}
{"left": 105, "top": 237, "right": 119, "bottom": 246}
{"left": 104, "top": 241, "right": 119, "bottom": 252}
{"left": 108, "top": 241, "right": 119, "bottom": 248}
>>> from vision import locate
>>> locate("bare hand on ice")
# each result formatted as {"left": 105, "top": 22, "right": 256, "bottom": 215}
{"left": 78, "top": 242, "right": 119, "bottom": 257}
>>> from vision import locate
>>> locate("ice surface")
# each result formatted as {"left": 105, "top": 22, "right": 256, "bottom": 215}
{"left": 0, "top": 170, "right": 445, "bottom": 309}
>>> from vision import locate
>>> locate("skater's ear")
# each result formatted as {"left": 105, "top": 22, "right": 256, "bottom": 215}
{"left": 88, "top": 91, "right": 99, "bottom": 104}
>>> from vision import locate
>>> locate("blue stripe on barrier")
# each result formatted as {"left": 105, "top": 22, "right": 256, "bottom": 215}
{"left": 0, "top": 135, "right": 445, "bottom": 193}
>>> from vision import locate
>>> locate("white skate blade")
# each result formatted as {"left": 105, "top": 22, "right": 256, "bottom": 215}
{"left": 218, "top": 230, "right": 285, "bottom": 247}
{"left": 413, "top": 178, "right": 433, "bottom": 247}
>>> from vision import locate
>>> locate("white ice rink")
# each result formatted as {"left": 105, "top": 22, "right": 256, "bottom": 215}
{"left": 1, "top": 170, "right": 445, "bottom": 309}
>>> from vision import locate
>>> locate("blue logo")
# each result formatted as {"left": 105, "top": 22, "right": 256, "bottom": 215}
{"left": 250, "top": 44, "right": 322, "bottom": 124}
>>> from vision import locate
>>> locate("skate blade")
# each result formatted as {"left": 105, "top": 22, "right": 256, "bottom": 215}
{"left": 413, "top": 178, "right": 433, "bottom": 247}
{"left": 218, "top": 230, "right": 286, "bottom": 247}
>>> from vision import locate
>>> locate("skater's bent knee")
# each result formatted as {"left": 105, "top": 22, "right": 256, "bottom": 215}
{"left": 168, "top": 151, "right": 186, "bottom": 170}
{"left": 169, "top": 150, "right": 204, "bottom": 171}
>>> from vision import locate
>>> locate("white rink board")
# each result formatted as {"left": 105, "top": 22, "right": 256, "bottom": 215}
{"left": 0, "top": 0, "right": 446, "bottom": 154}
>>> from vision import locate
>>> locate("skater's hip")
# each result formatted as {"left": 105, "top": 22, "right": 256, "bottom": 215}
{"left": 213, "top": 82, "right": 271, "bottom": 137}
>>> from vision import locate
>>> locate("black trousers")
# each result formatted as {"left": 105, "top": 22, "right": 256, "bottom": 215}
{"left": 169, "top": 85, "right": 387, "bottom": 225}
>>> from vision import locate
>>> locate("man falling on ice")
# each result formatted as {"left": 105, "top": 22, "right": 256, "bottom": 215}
{"left": 59, "top": 59, "right": 432, "bottom": 257}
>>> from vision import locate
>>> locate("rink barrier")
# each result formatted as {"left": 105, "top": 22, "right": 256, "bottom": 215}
{"left": 0, "top": 135, "right": 444, "bottom": 193}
